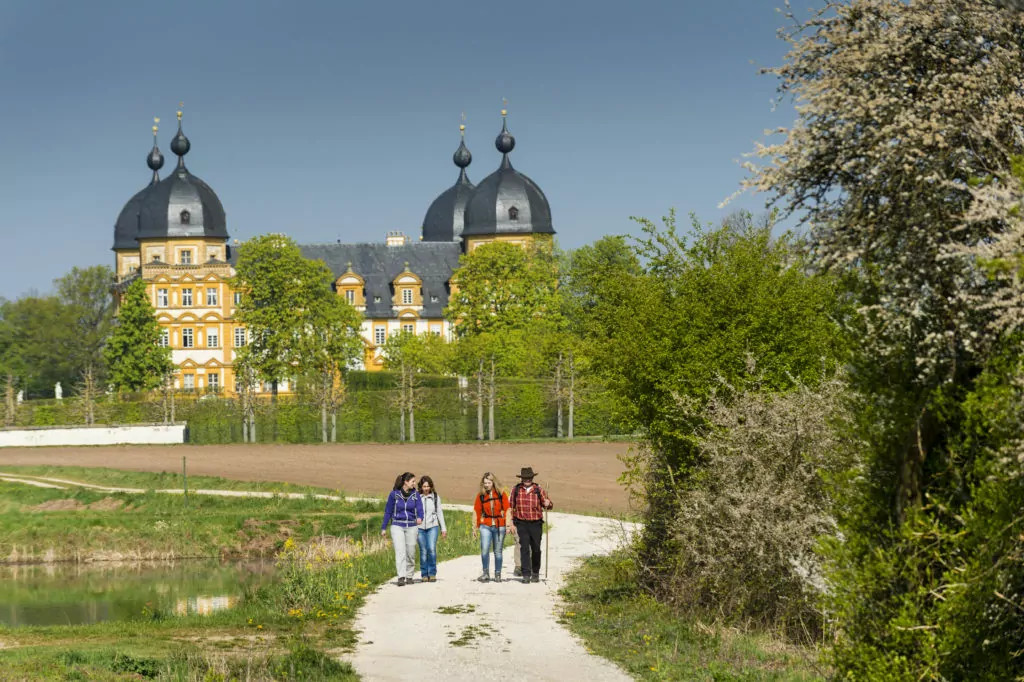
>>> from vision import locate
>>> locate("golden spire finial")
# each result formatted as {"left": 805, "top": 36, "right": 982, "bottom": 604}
{"left": 501, "top": 98, "right": 508, "bottom": 117}
{"left": 153, "top": 116, "right": 160, "bottom": 136}
{"left": 460, "top": 111, "right": 466, "bottom": 136}
{"left": 177, "top": 102, "right": 184, "bottom": 121}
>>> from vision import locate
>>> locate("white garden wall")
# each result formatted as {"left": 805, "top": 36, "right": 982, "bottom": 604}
{"left": 0, "top": 423, "right": 186, "bottom": 447}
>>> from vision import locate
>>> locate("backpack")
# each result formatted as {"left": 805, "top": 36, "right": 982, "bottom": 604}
{"left": 478, "top": 491, "right": 506, "bottom": 520}
{"left": 510, "top": 483, "right": 543, "bottom": 511}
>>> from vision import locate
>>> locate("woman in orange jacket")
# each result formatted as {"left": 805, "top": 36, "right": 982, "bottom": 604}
{"left": 471, "top": 471, "right": 509, "bottom": 582}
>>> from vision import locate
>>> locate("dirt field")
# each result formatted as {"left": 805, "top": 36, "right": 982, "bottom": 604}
{"left": 0, "top": 441, "right": 636, "bottom": 515}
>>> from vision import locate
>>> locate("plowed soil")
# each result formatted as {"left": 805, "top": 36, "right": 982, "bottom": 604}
{"left": 0, "top": 441, "right": 635, "bottom": 514}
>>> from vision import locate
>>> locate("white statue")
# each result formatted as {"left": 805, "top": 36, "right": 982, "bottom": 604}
{"left": 16, "top": 390, "right": 23, "bottom": 404}
{"left": 54, "top": 382, "right": 63, "bottom": 400}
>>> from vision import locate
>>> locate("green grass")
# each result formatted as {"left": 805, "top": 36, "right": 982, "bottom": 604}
{"left": 559, "top": 553, "right": 827, "bottom": 682}
{"left": 0, "top": 467, "right": 482, "bottom": 680}
{"left": 0, "top": 465, "right": 339, "bottom": 496}
{"left": 0, "top": 478, "right": 381, "bottom": 563}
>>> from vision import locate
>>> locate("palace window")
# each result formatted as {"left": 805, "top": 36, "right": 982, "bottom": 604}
{"left": 152, "top": 255, "right": 161, "bottom": 263}
{"left": 430, "top": 295, "right": 439, "bottom": 303}
{"left": 374, "top": 327, "right": 386, "bottom": 345}
{"left": 182, "top": 328, "right": 194, "bottom": 348}
{"left": 159, "top": 329, "right": 170, "bottom": 347}
{"left": 183, "top": 374, "right": 195, "bottom": 391}
{"left": 234, "top": 292, "right": 242, "bottom": 305}
{"left": 208, "top": 373, "right": 219, "bottom": 390}
{"left": 157, "top": 288, "right": 169, "bottom": 307}
{"left": 508, "top": 206, "right": 519, "bottom": 221}
{"left": 206, "top": 329, "right": 219, "bottom": 348}
{"left": 345, "top": 290, "right": 354, "bottom": 304}
{"left": 180, "top": 209, "right": 191, "bottom": 225}
{"left": 182, "top": 288, "right": 193, "bottom": 306}
{"left": 234, "top": 328, "right": 247, "bottom": 347}
{"left": 402, "top": 323, "right": 414, "bottom": 334}
{"left": 374, "top": 296, "right": 382, "bottom": 303}
{"left": 206, "top": 288, "right": 218, "bottom": 306}
{"left": 430, "top": 327, "right": 441, "bottom": 337}
{"left": 402, "top": 288, "right": 413, "bottom": 305}
{"left": 180, "top": 250, "right": 193, "bottom": 265}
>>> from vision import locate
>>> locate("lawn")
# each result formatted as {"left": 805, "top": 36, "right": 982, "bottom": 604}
{"left": 558, "top": 553, "right": 827, "bottom": 682}
{"left": 0, "top": 468, "right": 480, "bottom": 680}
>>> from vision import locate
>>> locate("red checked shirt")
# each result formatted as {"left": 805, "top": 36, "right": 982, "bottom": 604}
{"left": 511, "top": 483, "right": 553, "bottom": 521}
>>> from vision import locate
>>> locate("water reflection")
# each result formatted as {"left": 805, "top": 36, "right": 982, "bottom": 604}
{"left": 0, "top": 560, "right": 275, "bottom": 627}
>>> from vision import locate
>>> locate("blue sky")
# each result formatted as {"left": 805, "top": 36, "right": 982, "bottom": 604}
{"left": 0, "top": 0, "right": 798, "bottom": 299}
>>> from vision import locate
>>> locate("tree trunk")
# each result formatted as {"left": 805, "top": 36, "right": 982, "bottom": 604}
{"left": 5, "top": 373, "right": 14, "bottom": 427}
{"left": 321, "top": 401, "right": 328, "bottom": 443}
{"left": 331, "top": 411, "right": 337, "bottom": 443}
{"left": 555, "top": 352, "right": 563, "bottom": 439}
{"left": 568, "top": 352, "right": 575, "bottom": 440}
{"left": 170, "top": 385, "right": 176, "bottom": 426}
{"left": 409, "top": 405, "right": 416, "bottom": 443}
{"left": 82, "top": 364, "right": 97, "bottom": 426}
{"left": 477, "top": 359, "right": 484, "bottom": 441}
{"left": 271, "top": 380, "right": 279, "bottom": 403}
{"left": 488, "top": 355, "right": 496, "bottom": 442}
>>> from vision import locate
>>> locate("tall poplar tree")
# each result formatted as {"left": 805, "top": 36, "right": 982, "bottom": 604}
{"left": 104, "top": 278, "right": 172, "bottom": 392}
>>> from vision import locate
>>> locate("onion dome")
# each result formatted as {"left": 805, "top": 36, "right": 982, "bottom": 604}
{"left": 135, "top": 106, "right": 228, "bottom": 241}
{"left": 113, "top": 119, "right": 165, "bottom": 251}
{"left": 462, "top": 107, "right": 553, "bottom": 238}
{"left": 422, "top": 122, "right": 476, "bottom": 242}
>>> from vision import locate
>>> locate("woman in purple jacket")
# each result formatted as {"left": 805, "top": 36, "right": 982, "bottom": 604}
{"left": 381, "top": 472, "right": 424, "bottom": 586}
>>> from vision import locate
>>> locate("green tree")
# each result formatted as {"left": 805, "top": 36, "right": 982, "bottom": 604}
{"left": 587, "top": 210, "right": 846, "bottom": 587}
{"left": 232, "top": 234, "right": 328, "bottom": 400}
{"left": 297, "top": 270, "right": 364, "bottom": 443}
{"left": 55, "top": 265, "right": 115, "bottom": 423}
{"left": 104, "top": 278, "right": 172, "bottom": 392}
{"left": 382, "top": 330, "right": 449, "bottom": 443}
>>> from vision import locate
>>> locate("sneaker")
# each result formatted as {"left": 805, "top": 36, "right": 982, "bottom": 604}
{"left": 521, "top": 574, "right": 532, "bottom": 583}
{"left": 514, "top": 568, "right": 522, "bottom": 577}
{"left": 494, "top": 572, "right": 502, "bottom": 582}
{"left": 477, "top": 572, "right": 490, "bottom": 582}
{"left": 530, "top": 576, "right": 540, "bottom": 583}
{"left": 428, "top": 576, "right": 436, "bottom": 583}
{"left": 397, "top": 577, "right": 406, "bottom": 587}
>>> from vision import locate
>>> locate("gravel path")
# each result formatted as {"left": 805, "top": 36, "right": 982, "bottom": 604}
{"left": 349, "top": 511, "right": 636, "bottom": 682}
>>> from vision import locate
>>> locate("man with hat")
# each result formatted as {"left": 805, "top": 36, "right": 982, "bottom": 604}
{"left": 505, "top": 466, "right": 554, "bottom": 583}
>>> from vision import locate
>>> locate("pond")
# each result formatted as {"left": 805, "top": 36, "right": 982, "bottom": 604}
{"left": 0, "top": 560, "right": 276, "bottom": 627}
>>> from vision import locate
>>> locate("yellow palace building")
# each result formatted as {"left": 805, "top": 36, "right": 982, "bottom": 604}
{"left": 112, "top": 107, "right": 553, "bottom": 393}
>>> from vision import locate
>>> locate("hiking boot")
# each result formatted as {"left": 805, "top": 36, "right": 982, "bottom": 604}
{"left": 477, "top": 572, "right": 490, "bottom": 582}
{"left": 397, "top": 577, "right": 406, "bottom": 587}
{"left": 494, "top": 572, "right": 502, "bottom": 582}
{"left": 427, "top": 576, "right": 436, "bottom": 583}
{"left": 521, "top": 574, "right": 532, "bottom": 583}
{"left": 514, "top": 568, "right": 522, "bottom": 577}
{"left": 531, "top": 576, "right": 540, "bottom": 583}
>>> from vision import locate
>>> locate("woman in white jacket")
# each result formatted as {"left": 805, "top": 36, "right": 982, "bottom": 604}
{"left": 417, "top": 475, "right": 447, "bottom": 582}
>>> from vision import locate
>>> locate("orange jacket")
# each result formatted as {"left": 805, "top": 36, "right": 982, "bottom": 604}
{"left": 473, "top": 490, "right": 510, "bottom": 528}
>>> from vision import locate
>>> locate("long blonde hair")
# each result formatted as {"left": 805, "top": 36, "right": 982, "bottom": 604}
{"left": 478, "top": 471, "right": 504, "bottom": 497}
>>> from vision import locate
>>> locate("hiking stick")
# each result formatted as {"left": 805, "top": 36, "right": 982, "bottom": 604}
{"left": 544, "top": 509, "right": 549, "bottom": 580}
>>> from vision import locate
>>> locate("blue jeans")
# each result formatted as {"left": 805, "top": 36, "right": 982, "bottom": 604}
{"left": 479, "top": 525, "right": 506, "bottom": 574}
{"left": 418, "top": 526, "right": 440, "bottom": 577}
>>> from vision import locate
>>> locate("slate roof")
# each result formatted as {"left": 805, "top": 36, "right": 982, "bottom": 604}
{"left": 113, "top": 184, "right": 155, "bottom": 250}
{"left": 422, "top": 168, "right": 474, "bottom": 242}
{"left": 299, "top": 242, "right": 462, "bottom": 319}
{"left": 136, "top": 165, "right": 229, "bottom": 241}
{"left": 462, "top": 158, "right": 553, "bottom": 237}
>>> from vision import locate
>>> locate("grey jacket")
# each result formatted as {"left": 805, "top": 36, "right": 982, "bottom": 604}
{"left": 420, "top": 493, "right": 447, "bottom": 533}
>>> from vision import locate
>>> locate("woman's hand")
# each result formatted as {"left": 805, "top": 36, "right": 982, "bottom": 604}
{"left": 417, "top": 518, "right": 423, "bottom": 525}
{"left": 442, "top": 531, "right": 448, "bottom": 539}
{"left": 471, "top": 527, "right": 478, "bottom": 538}
{"left": 380, "top": 529, "right": 387, "bottom": 537}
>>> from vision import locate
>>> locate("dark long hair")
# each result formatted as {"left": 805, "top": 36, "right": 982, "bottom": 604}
{"left": 393, "top": 472, "right": 416, "bottom": 491}
{"left": 418, "top": 475, "right": 436, "bottom": 497}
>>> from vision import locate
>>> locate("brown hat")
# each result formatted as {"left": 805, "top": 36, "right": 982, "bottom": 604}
{"left": 516, "top": 467, "right": 537, "bottom": 479}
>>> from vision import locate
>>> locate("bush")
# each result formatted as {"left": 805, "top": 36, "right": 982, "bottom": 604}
{"left": 661, "top": 372, "right": 856, "bottom": 641}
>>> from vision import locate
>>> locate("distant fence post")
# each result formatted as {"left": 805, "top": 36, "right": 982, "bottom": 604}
{"left": 182, "top": 455, "right": 188, "bottom": 508}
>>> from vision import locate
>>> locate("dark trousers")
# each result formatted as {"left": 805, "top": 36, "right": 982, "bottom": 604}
{"left": 514, "top": 519, "right": 543, "bottom": 577}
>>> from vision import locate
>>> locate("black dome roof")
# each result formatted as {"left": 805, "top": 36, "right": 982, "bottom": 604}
{"left": 462, "top": 118, "right": 552, "bottom": 238}
{"left": 135, "top": 166, "right": 228, "bottom": 241}
{"left": 422, "top": 136, "right": 475, "bottom": 242}
{"left": 113, "top": 127, "right": 165, "bottom": 251}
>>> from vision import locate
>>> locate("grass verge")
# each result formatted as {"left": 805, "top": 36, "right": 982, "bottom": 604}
{"left": 0, "top": 468, "right": 481, "bottom": 680}
{"left": 558, "top": 553, "right": 827, "bottom": 682}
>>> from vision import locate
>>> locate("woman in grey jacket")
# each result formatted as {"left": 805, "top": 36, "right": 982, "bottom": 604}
{"left": 417, "top": 476, "right": 447, "bottom": 582}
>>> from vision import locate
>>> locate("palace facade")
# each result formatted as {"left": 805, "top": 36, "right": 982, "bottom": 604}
{"left": 112, "top": 108, "right": 553, "bottom": 393}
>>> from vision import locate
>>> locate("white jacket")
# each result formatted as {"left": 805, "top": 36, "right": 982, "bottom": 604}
{"left": 420, "top": 493, "right": 447, "bottom": 532}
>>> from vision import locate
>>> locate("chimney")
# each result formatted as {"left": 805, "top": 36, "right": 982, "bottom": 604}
{"left": 385, "top": 231, "right": 410, "bottom": 247}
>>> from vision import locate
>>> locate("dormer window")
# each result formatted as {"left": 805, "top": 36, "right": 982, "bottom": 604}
{"left": 180, "top": 250, "right": 193, "bottom": 265}
{"left": 152, "top": 255, "right": 161, "bottom": 263}
{"left": 430, "top": 295, "right": 439, "bottom": 303}
{"left": 508, "top": 206, "right": 519, "bottom": 221}
{"left": 180, "top": 209, "right": 191, "bottom": 225}
{"left": 402, "top": 288, "right": 414, "bottom": 305}
{"left": 374, "top": 296, "right": 382, "bottom": 303}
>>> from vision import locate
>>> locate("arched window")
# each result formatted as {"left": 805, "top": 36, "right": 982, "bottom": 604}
{"left": 508, "top": 206, "right": 519, "bottom": 221}
{"left": 180, "top": 209, "right": 191, "bottom": 224}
